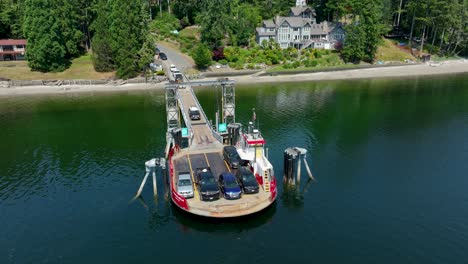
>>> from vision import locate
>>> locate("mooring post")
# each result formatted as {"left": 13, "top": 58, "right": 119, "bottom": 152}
{"left": 303, "top": 157, "right": 316, "bottom": 181}
{"left": 296, "top": 155, "right": 302, "bottom": 186}
{"left": 283, "top": 148, "right": 297, "bottom": 186}
{"left": 152, "top": 170, "right": 158, "bottom": 198}
{"left": 135, "top": 171, "right": 150, "bottom": 199}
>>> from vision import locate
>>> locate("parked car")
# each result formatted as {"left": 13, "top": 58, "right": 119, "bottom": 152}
{"left": 149, "top": 63, "right": 162, "bottom": 72}
{"left": 223, "top": 146, "right": 241, "bottom": 169}
{"left": 189, "top": 106, "right": 200, "bottom": 120}
{"left": 219, "top": 172, "right": 242, "bottom": 200}
{"left": 154, "top": 46, "right": 160, "bottom": 54}
{"left": 170, "top": 64, "right": 177, "bottom": 72}
{"left": 159, "top": 53, "right": 167, "bottom": 60}
{"left": 236, "top": 166, "right": 259, "bottom": 194}
{"left": 196, "top": 167, "right": 220, "bottom": 201}
{"left": 177, "top": 172, "right": 194, "bottom": 198}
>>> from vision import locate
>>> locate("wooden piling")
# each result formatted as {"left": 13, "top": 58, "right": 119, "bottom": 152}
{"left": 135, "top": 171, "right": 150, "bottom": 199}
{"left": 296, "top": 156, "right": 302, "bottom": 186}
{"left": 152, "top": 170, "right": 158, "bottom": 198}
{"left": 303, "top": 158, "right": 316, "bottom": 181}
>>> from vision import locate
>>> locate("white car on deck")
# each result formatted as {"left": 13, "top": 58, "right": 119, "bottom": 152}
{"left": 177, "top": 172, "right": 194, "bottom": 198}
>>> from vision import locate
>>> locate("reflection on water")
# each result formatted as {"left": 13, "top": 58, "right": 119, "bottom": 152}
{"left": 1, "top": 74, "right": 468, "bottom": 263}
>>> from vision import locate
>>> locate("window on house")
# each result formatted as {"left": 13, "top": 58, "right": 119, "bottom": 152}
{"left": 293, "top": 28, "right": 299, "bottom": 32}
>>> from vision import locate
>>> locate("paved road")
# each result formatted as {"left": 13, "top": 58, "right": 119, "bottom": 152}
{"left": 156, "top": 42, "right": 194, "bottom": 73}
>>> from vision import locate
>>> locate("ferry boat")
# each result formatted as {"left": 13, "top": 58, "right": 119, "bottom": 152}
{"left": 167, "top": 121, "right": 277, "bottom": 218}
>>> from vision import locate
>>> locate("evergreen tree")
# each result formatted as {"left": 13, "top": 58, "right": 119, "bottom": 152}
{"left": 23, "top": 0, "right": 67, "bottom": 72}
{"left": 0, "top": 0, "right": 24, "bottom": 38}
{"left": 338, "top": 0, "right": 386, "bottom": 62}
{"left": 108, "top": 0, "right": 148, "bottom": 79}
{"left": 197, "top": 0, "right": 235, "bottom": 48}
{"left": 192, "top": 44, "right": 212, "bottom": 68}
{"left": 231, "top": 3, "right": 262, "bottom": 46}
{"left": 55, "top": 0, "right": 85, "bottom": 58}
{"left": 91, "top": 0, "right": 114, "bottom": 72}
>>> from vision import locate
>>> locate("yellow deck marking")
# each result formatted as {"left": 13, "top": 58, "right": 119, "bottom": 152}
{"left": 223, "top": 160, "right": 231, "bottom": 173}
{"left": 186, "top": 153, "right": 199, "bottom": 199}
{"left": 203, "top": 153, "right": 211, "bottom": 168}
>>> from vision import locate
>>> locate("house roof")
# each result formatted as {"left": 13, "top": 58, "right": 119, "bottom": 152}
{"left": 310, "top": 24, "right": 328, "bottom": 35}
{"left": 263, "top": 20, "right": 275, "bottom": 28}
{"left": 290, "top": 6, "right": 314, "bottom": 16}
{"left": 278, "top": 17, "right": 311, "bottom": 28}
{"left": 0, "top": 39, "right": 27, "bottom": 45}
{"left": 256, "top": 28, "right": 276, "bottom": 36}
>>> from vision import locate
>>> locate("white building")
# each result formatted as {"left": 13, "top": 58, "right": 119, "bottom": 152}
{"left": 256, "top": 0, "right": 345, "bottom": 50}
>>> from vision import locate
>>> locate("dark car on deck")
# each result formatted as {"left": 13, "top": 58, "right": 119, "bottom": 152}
{"left": 196, "top": 167, "right": 220, "bottom": 201}
{"left": 159, "top": 52, "right": 167, "bottom": 60}
{"left": 236, "top": 166, "right": 259, "bottom": 194}
{"left": 223, "top": 146, "right": 241, "bottom": 169}
{"left": 219, "top": 172, "right": 242, "bottom": 200}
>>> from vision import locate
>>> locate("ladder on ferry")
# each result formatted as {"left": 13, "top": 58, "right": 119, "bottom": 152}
{"left": 263, "top": 170, "right": 270, "bottom": 192}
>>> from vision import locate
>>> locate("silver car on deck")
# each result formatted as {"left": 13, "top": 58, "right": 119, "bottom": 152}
{"left": 177, "top": 172, "right": 194, "bottom": 198}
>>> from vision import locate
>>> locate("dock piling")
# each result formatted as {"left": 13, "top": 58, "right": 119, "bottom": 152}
{"left": 133, "top": 158, "right": 166, "bottom": 201}
{"left": 135, "top": 171, "right": 150, "bottom": 199}
{"left": 283, "top": 147, "right": 315, "bottom": 187}
{"left": 152, "top": 170, "right": 158, "bottom": 198}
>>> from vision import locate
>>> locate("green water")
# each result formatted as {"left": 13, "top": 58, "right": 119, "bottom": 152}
{"left": 1, "top": 74, "right": 468, "bottom": 263}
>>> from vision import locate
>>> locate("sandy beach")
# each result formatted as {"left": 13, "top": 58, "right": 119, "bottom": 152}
{"left": 1, "top": 60, "right": 467, "bottom": 96}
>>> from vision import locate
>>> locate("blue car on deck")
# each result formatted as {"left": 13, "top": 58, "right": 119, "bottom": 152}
{"left": 218, "top": 172, "right": 242, "bottom": 200}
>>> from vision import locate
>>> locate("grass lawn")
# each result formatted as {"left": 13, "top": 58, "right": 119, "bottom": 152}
{"left": 0, "top": 53, "right": 114, "bottom": 80}
{"left": 375, "top": 38, "right": 415, "bottom": 62}
{"left": 179, "top": 26, "right": 200, "bottom": 40}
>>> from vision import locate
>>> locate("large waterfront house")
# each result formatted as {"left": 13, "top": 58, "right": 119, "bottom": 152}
{"left": 0, "top": 39, "right": 27, "bottom": 61}
{"left": 256, "top": 0, "right": 345, "bottom": 50}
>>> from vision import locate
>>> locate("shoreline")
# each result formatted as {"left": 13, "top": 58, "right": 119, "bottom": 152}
{"left": 1, "top": 60, "right": 467, "bottom": 96}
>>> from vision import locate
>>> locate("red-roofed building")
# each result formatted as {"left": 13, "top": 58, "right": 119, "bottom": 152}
{"left": 0, "top": 39, "right": 27, "bottom": 61}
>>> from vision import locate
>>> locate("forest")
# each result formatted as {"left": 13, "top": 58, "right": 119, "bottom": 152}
{"left": 0, "top": 0, "right": 466, "bottom": 77}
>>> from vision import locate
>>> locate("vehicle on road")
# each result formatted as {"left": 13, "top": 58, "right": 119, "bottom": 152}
{"left": 219, "top": 172, "right": 242, "bottom": 200}
{"left": 170, "top": 64, "right": 177, "bottom": 72}
{"left": 189, "top": 106, "right": 200, "bottom": 120}
{"left": 196, "top": 168, "right": 220, "bottom": 201}
{"left": 154, "top": 47, "right": 160, "bottom": 55}
{"left": 223, "top": 146, "right": 241, "bottom": 169}
{"left": 159, "top": 53, "right": 167, "bottom": 60}
{"left": 174, "top": 72, "right": 183, "bottom": 83}
{"left": 177, "top": 172, "right": 194, "bottom": 198}
{"left": 236, "top": 166, "right": 259, "bottom": 194}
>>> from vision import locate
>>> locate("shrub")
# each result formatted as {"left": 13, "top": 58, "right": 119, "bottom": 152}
{"left": 304, "top": 60, "right": 318, "bottom": 67}
{"left": 156, "top": 70, "right": 165, "bottom": 75}
{"left": 314, "top": 50, "right": 322, "bottom": 59}
{"left": 192, "top": 44, "right": 212, "bottom": 69}
{"left": 219, "top": 59, "right": 228, "bottom": 65}
{"left": 246, "top": 63, "right": 255, "bottom": 69}
{"left": 234, "top": 62, "right": 244, "bottom": 70}
{"left": 212, "top": 47, "right": 225, "bottom": 61}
